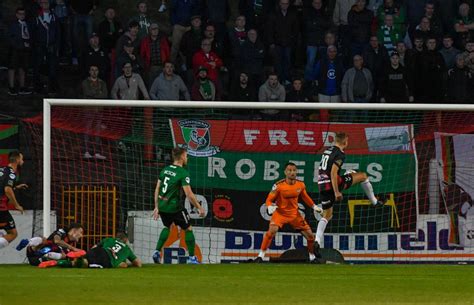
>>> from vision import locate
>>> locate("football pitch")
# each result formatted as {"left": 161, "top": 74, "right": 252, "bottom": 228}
{"left": 1, "top": 264, "right": 473, "bottom": 305}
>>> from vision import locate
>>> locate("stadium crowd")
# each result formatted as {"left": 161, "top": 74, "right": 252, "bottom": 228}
{"left": 4, "top": 0, "right": 474, "bottom": 109}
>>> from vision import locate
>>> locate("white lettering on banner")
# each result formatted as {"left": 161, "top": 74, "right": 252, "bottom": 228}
{"left": 322, "top": 132, "right": 337, "bottom": 146}
{"left": 289, "top": 160, "right": 305, "bottom": 181}
{"left": 341, "top": 163, "right": 360, "bottom": 172}
{"left": 207, "top": 158, "right": 384, "bottom": 183}
{"left": 263, "top": 161, "right": 280, "bottom": 181}
{"left": 297, "top": 130, "right": 316, "bottom": 146}
{"left": 235, "top": 159, "right": 256, "bottom": 180}
{"left": 367, "top": 163, "right": 383, "bottom": 182}
{"left": 268, "top": 130, "right": 289, "bottom": 146}
{"left": 244, "top": 129, "right": 260, "bottom": 145}
{"left": 208, "top": 157, "right": 227, "bottom": 178}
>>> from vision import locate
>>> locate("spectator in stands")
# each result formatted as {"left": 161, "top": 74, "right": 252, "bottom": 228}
{"left": 395, "top": 41, "right": 409, "bottom": 67}
{"left": 169, "top": 0, "right": 200, "bottom": 63}
{"left": 192, "top": 38, "right": 223, "bottom": 84}
{"left": 180, "top": 15, "right": 203, "bottom": 71}
{"left": 229, "top": 15, "right": 247, "bottom": 73}
{"left": 447, "top": 54, "right": 473, "bottom": 104}
{"left": 415, "top": 38, "right": 446, "bottom": 103}
{"left": 81, "top": 65, "right": 108, "bottom": 98}
{"left": 115, "top": 41, "right": 144, "bottom": 80}
{"left": 414, "top": 17, "right": 433, "bottom": 44}
{"left": 129, "top": 1, "right": 155, "bottom": 41}
{"left": 98, "top": 8, "right": 124, "bottom": 54}
{"left": 70, "top": 0, "right": 96, "bottom": 65}
{"left": 333, "top": 0, "right": 357, "bottom": 62}
{"left": 318, "top": 31, "right": 343, "bottom": 62}
{"left": 310, "top": 45, "right": 344, "bottom": 103}
{"left": 149, "top": 62, "right": 190, "bottom": 100}
{"left": 81, "top": 33, "right": 109, "bottom": 82}
{"left": 52, "top": 0, "right": 70, "bottom": 64}
{"left": 362, "top": 35, "right": 389, "bottom": 97}
{"left": 377, "top": 14, "right": 403, "bottom": 55}
{"left": 286, "top": 77, "right": 313, "bottom": 121}
{"left": 266, "top": 0, "right": 299, "bottom": 85}
{"left": 406, "top": 0, "right": 426, "bottom": 37}
{"left": 116, "top": 21, "right": 140, "bottom": 54}
{"left": 204, "top": 24, "right": 225, "bottom": 59}
{"left": 111, "top": 62, "right": 150, "bottom": 100}
{"left": 412, "top": 34, "right": 425, "bottom": 53}
{"left": 376, "top": 0, "right": 406, "bottom": 32}
{"left": 238, "top": 0, "right": 274, "bottom": 32}
{"left": 303, "top": 0, "right": 331, "bottom": 80}
{"left": 229, "top": 71, "right": 257, "bottom": 102}
{"left": 191, "top": 66, "right": 220, "bottom": 101}
{"left": 454, "top": 3, "right": 474, "bottom": 49}
{"left": 462, "top": 41, "right": 474, "bottom": 74}
{"left": 341, "top": 55, "right": 373, "bottom": 103}
{"left": 439, "top": 35, "right": 461, "bottom": 70}
{"left": 348, "top": 0, "right": 373, "bottom": 56}
{"left": 379, "top": 51, "right": 413, "bottom": 103}
{"left": 205, "top": 0, "right": 231, "bottom": 47}
{"left": 32, "top": 0, "right": 60, "bottom": 94}
{"left": 424, "top": 1, "right": 443, "bottom": 42}
{"left": 258, "top": 72, "right": 286, "bottom": 120}
{"left": 7, "top": 7, "right": 32, "bottom": 96}
{"left": 140, "top": 23, "right": 171, "bottom": 85}
{"left": 240, "top": 29, "right": 265, "bottom": 88}
{"left": 438, "top": 0, "right": 460, "bottom": 34}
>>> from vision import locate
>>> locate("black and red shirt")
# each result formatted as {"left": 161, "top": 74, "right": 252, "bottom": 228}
{"left": 0, "top": 166, "right": 17, "bottom": 211}
{"left": 317, "top": 146, "right": 345, "bottom": 192}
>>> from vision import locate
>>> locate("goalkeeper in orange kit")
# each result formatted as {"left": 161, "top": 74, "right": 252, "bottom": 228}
{"left": 255, "top": 162, "right": 322, "bottom": 263}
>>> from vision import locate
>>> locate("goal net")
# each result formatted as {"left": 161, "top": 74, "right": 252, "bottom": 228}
{"left": 24, "top": 101, "right": 474, "bottom": 263}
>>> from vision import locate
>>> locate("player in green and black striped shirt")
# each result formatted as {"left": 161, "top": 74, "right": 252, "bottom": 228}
{"left": 152, "top": 147, "right": 205, "bottom": 264}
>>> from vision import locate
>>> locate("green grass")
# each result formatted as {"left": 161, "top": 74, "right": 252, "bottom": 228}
{"left": 1, "top": 264, "right": 473, "bottom": 305}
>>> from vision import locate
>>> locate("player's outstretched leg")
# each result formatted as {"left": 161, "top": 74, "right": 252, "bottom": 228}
{"left": 256, "top": 224, "right": 278, "bottom": 263}
{"left": 185, "top": 227, "right": 199, "bottom": 264}
{"left": 0, "top": 229, "right": 18, "bottom": 250}
{"left": 16, "top": 236, "right": 43, "bottom": 251}
{"left": 153, "top": 227, "right": 170, "bottom": 264}
{"left": 351, "top": 172, "right": 386, "bottom": 206}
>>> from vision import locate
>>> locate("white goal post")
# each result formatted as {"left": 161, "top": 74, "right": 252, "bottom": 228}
{"left": 42, "top": 99, "right": 474, "bottom": 237}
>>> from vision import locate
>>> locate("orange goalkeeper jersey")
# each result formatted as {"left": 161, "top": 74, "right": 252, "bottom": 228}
{"left": 265, "top": 179, "right": 315, "bottom": 217}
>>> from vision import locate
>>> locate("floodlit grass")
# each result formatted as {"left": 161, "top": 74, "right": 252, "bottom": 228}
{"left": 1, "top": 264, "right": 473, "bottom": 305}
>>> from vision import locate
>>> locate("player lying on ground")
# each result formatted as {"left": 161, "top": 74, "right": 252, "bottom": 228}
{"left": 256, "top": 162, "right": 323, "bottom": 263}
{"left": 16, "top": 223, "right": 84, "bottom": 266}
{"left": 39, "top": 232, "right": 142, "bottom": 268}
{"left": 0, "top": 151, "right": 26, "bottom": 250}
{"left": 315, "top": 132, "right": 386, "bottom": 255}
{"left": 153, "top": 147, "right": 205, "bottom": 264}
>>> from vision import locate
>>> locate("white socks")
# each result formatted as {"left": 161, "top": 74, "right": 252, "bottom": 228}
{"left": 0, "top": 237, "right": 9, "bottom": 249}
{"left": 316, "top": 218, "right": 328, "bottom": 244}
{"left": 258, "top": 250, "right": 265, "bottom": 258}
{"left": 361, "top": 179, "right": 377, "bottom": 205}
{"left": 46, "top": 252, "right": 63, "bottom": 260}
{"left": 309, "top": 253, "right": 316, "bottom": 261}
{"left": 29, "top": 237, "right": 43, "bottom": 247}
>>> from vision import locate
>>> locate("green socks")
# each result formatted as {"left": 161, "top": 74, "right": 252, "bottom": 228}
{"left": 185, "top": 230, "right": 196, "bottom": 256}
{"left": 156, "top": 227, "right": 170, "bottom": 251}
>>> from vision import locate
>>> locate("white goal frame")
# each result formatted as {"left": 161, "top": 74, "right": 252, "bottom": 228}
{"left": 42, "top": 99, "right": 474, "bottom": 236}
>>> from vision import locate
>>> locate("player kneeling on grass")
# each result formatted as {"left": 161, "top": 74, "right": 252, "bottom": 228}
{"left": 16, "top": 223, "right": 84, "bottom": 266}
{"left": 256, "top": 162, "right": 323, "bottom": 263}
{"left": 39, "top": 232, "right": 142, "bottom": 268}
{"left": 315, "top": 132, "right": 386, "bottom": 256}
{"left": 152, "top": 147, "right": 205, "bottom": 264}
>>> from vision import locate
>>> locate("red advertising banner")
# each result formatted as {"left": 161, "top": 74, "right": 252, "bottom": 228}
{"left": 170, "top": 119, "right": 413, "bottom": 155}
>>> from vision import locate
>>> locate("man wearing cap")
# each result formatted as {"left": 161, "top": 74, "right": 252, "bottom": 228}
{"left": 191, "top": 66, "right": 219, "bottom": 101}
{"left": 379, "top": 51, "right": 414, "bottom": 103}
{"left": 140, "top": 23, "right": 170, "bottom": 85}
{"left": 180, "top": 15, "right": 203, "bottom": 70}
{"left": 81, "top": 32, "right": 110, "bottom": 81}
{"left": 170, "top": 0, "right": 201, "bottom": 63}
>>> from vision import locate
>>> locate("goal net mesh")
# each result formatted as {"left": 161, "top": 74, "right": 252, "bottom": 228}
{"left": 23, "top": 105, "right": 474, "bottom": 263}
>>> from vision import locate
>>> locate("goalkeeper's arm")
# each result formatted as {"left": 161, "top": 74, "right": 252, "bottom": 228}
{"left": 182, "top": 185, "right": 205, "bottom": 216}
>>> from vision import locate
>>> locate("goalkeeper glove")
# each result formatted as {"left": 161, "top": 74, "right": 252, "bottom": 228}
{"left": 267, "top": 205, "right": 277, "bottom": 215}
{"left": 312, "top": 204, "right": 323, "bottom": 215}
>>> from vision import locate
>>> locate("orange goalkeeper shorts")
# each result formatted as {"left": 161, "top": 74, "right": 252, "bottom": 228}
{"left": 270, "top": 211, "right": 311, "bottom": 231}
